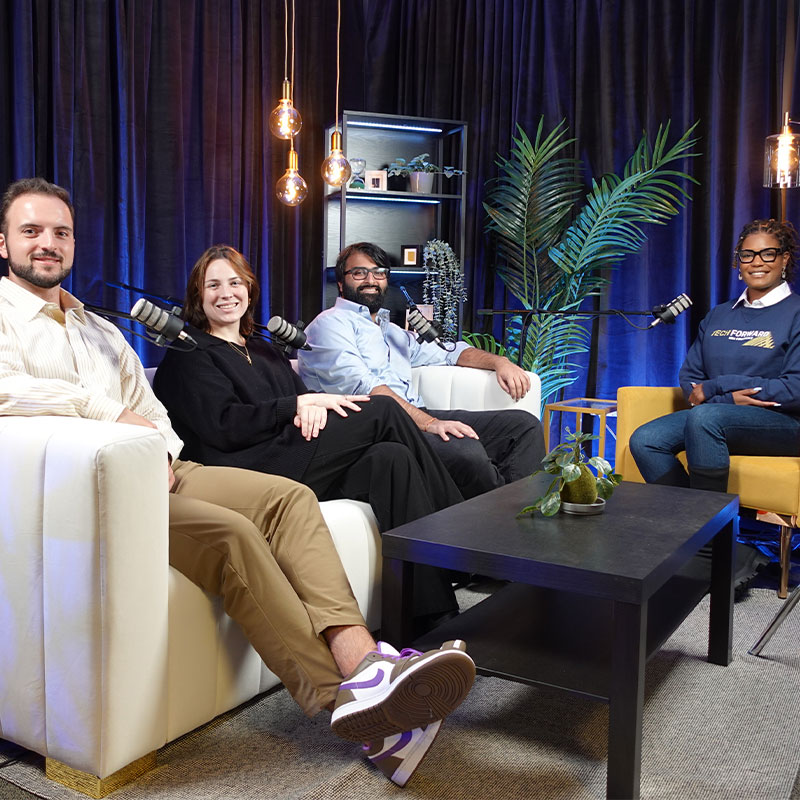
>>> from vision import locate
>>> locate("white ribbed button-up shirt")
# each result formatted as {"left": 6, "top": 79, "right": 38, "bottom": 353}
{"left": 0, "top": 276, "right": 183, "bottom": 460}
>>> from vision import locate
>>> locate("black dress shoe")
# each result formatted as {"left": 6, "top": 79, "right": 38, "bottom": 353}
{"left": 690, "top": 543, "right": 770, "bottom": 602}
{"left": 733, "top": 544, "right": 770, "bottom": 601}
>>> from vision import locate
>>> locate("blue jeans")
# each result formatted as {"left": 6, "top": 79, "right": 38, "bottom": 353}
{"left": 629, "top": 404, "right": 800, "bottom": 491}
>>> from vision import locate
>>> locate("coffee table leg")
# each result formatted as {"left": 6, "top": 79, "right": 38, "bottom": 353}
{"left": 607, "top": 599, "right": 646, "bottom": 799}
{"left": 708, "top": 517, "right": 735, "bottom": 665}
{"left": 381, "top": 557, "right": 414, "bottom": 645}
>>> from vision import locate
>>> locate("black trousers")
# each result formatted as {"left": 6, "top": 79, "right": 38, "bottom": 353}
{"left": 424, "top": 408, "right": 545, "bottom": 499}
{"left": 300, "top": 395, "right": 464, "bottom": 617}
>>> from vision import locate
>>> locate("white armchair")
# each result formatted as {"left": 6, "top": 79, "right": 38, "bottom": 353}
{"left": 0, "top": 365, "right": 540, "bottom": 796}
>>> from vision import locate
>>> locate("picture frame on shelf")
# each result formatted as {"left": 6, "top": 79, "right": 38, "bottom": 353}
{"left": 364, "top": 170, "right": 387, "bottom": 191}
{"left": 401, "top": 245, "right": 420, "bottom": 266}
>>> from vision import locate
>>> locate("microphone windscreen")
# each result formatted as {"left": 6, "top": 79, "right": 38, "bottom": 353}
{"left": 131, "top": 298, "right": 167, "bottom": 330}
{"left": 267, "top": 316, "right": 309, "bottom": 349}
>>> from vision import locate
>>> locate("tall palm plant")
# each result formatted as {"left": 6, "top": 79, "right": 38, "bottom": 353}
{"left": 483, "top": 118, "right": 699, "bottom": 407}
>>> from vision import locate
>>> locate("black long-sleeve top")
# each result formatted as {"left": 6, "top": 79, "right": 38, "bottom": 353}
{"left": 153, "top": 326, "right": 319, "bottom": 480}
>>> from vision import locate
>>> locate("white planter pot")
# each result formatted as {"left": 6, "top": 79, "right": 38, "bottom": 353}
{"left": 409, "top": 172, "right": 435, "bottom": 193}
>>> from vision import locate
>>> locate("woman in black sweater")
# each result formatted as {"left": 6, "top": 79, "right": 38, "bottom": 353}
{"left": 154, "top": 245, "right": 463, "bottom": 622}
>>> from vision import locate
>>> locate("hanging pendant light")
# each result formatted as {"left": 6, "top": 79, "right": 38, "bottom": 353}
{"left": 270, "top": 0, "right": 302, "bottom": 140}
{"left": 764, "top": 111, "right": 800, "bottom": 222}
{"left": 764, "top": 112, "right": 800, "bottom": 189}
{"left": 322, "top": 130, "right": 351, "bottom": 187}
{"left": 270, "top": 79, "right": 302, "bottom": 140}
{"left": 321, "top": 0, "right": 351, "bottom": 187}
{"left": 276, "top": 142, "right": 308, "bottom": 206}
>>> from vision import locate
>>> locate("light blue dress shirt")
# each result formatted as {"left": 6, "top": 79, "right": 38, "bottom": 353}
{"left": 298, "top": 297, "right": 469, "bottom": 407}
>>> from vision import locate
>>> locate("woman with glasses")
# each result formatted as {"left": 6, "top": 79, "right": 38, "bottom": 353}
{"left": 629, "top": 219, "right": 800, "bottom": 584}
{"left": 153, "top": 244, "right": 464, "bottom": 627}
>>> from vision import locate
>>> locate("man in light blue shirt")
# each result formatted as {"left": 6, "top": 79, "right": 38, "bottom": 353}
{"left": 299, "top": 242, "right": 544, "bottom": 498}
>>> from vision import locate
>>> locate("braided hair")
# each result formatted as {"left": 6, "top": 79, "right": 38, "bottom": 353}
{"left": 732, "top": 218, "right": 800, "bottom": 282}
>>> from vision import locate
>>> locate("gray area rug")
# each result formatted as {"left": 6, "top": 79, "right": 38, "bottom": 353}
{"left": 1, "top": 586, "right": 799, "bottom": 800}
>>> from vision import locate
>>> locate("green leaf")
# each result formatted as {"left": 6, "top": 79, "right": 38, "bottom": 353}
{"left": 555, "top": 451, "right": 576, "bottom": 468}
{"left": 517, "top": 502, "right": 541, "bottom": 518}
{"left": 588, "top": 456, "right": 612, "bottom": 474}
{"left": 484, "top": 117, "right": 700, "bottom": 410}
{"left": 561, "top": 464, "right": 582, "bottom": 482}
{"left": 540, "top": 492, "right": 562, "bottom": 516}
{"left": 461, "top": 331, "right": 507, "bottom": 356}
{"left": 596, "top": 478, "right": 615, "bottom": 499}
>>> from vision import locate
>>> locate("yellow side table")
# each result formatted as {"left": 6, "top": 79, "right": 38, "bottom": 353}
{"left": 543, "top": 397, "right": 618, "bottom": 459}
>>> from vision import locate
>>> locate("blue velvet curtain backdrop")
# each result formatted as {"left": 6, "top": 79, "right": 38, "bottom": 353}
{"left": 1, "top": 0, "right": 798, "bottom": 401}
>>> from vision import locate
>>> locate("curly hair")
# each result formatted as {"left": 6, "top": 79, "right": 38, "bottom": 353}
{"left": 732, "top": 218, "right": 800, "bottom": 283}
{"left": 183, "top": 245, "right": 260, "bottom": 337}
{"left": 334, "top": 241, "right": 391, "bottom": 284}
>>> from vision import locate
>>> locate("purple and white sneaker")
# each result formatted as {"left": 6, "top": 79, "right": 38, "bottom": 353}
{"left": 331, "top": 640, "right": 474, "bottom": 742}
{"left": 363, "top": 720, "right": 443, "bottom": 786}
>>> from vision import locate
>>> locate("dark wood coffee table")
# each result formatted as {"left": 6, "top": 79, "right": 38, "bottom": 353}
{"left": 381, "top": 477, "right": 738, "bottom": 800}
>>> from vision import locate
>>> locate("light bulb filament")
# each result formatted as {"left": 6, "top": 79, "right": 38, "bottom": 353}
{"left": 777, "top": 132, "right": 796, "bottom": 187}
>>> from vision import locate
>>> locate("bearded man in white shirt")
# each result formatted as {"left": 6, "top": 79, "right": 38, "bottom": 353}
{"left": 0, "top": 178, "right": 475, "bottom": 787}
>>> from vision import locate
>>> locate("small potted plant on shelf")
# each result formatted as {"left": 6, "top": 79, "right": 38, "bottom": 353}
{"left": 387, "top": 153, "right": 465, "bottom": 193}
{"left": 518, "top": 430, "right": 622, "bottom": 517}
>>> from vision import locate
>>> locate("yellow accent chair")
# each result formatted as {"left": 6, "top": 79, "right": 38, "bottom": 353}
{"left": 615, "top": 386, "right": 800, "bottom": 600}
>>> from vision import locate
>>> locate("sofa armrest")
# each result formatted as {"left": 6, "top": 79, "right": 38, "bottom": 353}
{"left": 0, "top": 416, "right": 170, "bottom": 777}
{"left": 411, "top": 365, "right": 541, "bottom": 418}
{"left": 615, "top": 386, "right": 687, "bottom": 483}
{"left": 282, "top": 360, "right": 541, "bottom": 418}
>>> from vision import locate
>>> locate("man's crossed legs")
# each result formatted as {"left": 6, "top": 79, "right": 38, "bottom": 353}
{"left": 167, "top": 461, "right": 475, "bottom": 785}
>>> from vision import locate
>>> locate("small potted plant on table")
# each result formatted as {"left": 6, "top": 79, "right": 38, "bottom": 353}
{"left": 519, "top": 430, "right": 622, "bottom": 517}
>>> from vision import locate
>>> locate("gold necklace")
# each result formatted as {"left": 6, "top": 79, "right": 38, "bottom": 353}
{"left": 227, "top": 340, "right": 252, "bottom": 365}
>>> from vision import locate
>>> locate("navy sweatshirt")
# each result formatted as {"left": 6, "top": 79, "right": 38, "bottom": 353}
{"left": 678, "top": 292, "right": 800, "bottom": 415}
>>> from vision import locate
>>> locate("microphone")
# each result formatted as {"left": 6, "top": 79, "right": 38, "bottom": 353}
{"left": 399, "top": 286, "right": 446, "bottom": 349}
{"left": 130, "top": 298, "right": 197, "bottom": 346}
{"left": 649, "top": 293, "right": 692, "bottom": 328}
{"left": 267, "top": 316, "right": 312, "bottom": 350}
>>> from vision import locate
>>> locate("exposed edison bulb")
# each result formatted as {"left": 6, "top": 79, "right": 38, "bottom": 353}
{"left": 321, "top": 130, "right": 352, "bottom": 187}
{"left": 276, "top": 148, "right": 308, "bottom": 206}
{"left": 776, "top": 131, "right": 800, "bottom": 187}
{"left": 269, "top": 80, "right": 302, "bottom": 140}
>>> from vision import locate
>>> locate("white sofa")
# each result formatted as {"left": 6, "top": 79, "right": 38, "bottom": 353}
{"left": 0, "top": 365, "right": 540, "bottom": 793}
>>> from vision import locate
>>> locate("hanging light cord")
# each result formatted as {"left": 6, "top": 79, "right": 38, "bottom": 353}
{"left": 290, "top": 0, "right": 296, "bottom": 103}
{"left": 282, "top": 0, "right": 288, "bottom": 81}
{"left": 335, "top": 0, "right": 341, "bottom": 130}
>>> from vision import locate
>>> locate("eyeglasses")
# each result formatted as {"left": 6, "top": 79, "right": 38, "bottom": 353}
{"left": 737, "top": 247, "right": 783, "bottom": 263}
{"left": 343, "top": 266, "right": 390, "bottom": 280}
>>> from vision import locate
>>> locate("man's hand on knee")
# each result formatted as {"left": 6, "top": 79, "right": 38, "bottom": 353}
{"left": 425, "top": 419, "right": 479, "bottom": 442}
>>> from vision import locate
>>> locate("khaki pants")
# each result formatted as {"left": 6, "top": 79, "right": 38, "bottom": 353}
{"left": 169, "top": 460, "right": 366, "bottom": 715}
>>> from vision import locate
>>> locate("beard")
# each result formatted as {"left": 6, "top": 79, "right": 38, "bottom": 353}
{"left": 8, "top": 253, "right": 72, "bottom": 290}
{"left": 341, "top": 281, "right": 386, "bottom": 314}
